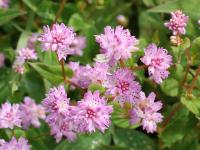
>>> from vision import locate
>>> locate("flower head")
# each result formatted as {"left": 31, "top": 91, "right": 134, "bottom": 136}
{"left": 164, "top": 10, "right": 189, "bottom": 35}
{"left": 42, "top": 85, "right": 70, "bottom": 115}
{"left": 140, "top": 44, "right": 172, "bottom": 84}
{"left": 0, "top": 102, "right": 21, "bottom": 129}
{"left": 13, "top": 48, "right": 37, "bottom": 74}
{"left": 46, "top": 113, "right": 77, "bottom": 143}
{"left": 68, "top": 62, "right": 92, "bottom": 89}
{"left": 68, "top": 36, "right": 86, "bottom": 56}
{"left": 90, "top": 62, "right": 109, "bottom": 85}
{"left": 106, "top": 68, "right": 141, "bottom": 106}
{"left": 20, "top": 97, "right": 46, "bottom": 129}
{"left": 130, "top": 92, "right": 163, "bottom": 133}
{"left": 71, "top": 91, "right": 113, "bottom": 133}
{"left": 38, "top": 23, "right": 75, "bottom": 60}
{"left": 13, "top": 57, "right": 25, "bottom": 74}
{"left": 0, "top": 0, "right": 9, "bottom": 9}
{"left": 17, "top": 48, "right": 37, "bottom": 61}
{"left": 27, "top": 34, "right": 39, "bottom": 49}
{"left": 96, "top": 26, "right": 139, "bottom": 65}
{"left": 0, "top": 137, "right": 31, "bottom": 150}
{"left": 42, "top": 85, "right": 77, "bottom": 142}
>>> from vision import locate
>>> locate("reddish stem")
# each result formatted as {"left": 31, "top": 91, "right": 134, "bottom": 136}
{"left": 54, "top": 0, "right": 67, "bottom": 23}
{"left": 188, "top": 66, "right": 200, "bottom": 94}
{"left": 161, "top": 103, "right": 182, "bottom": 129}
{"left": 182, "top": 48, "right": 191, "bottom": 86}
{"left": 119, "top": 59, "right": 125, "bottom": 68}
{"left": 130, "top": 65, "right": 147, "bottom": 71}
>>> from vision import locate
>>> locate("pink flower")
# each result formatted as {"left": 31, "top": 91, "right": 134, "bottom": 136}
{"left": 68, "top": 62, "right": 109, "bottom": 88}
{"left": 90, "top": 62, "right": 109, "bottom": 85}
{"left": 42, "top": 85, "right": 70, "bottom": 115}
{"left": 68, "top": 36, "right": 86, "bottom": 56}
{"left": 46, "top": 113, "right": 77, "bottom": 143}
{"left": 130, "top": 92, "right": 163, "bottom": 133}
{"left": 68, "top": 62, "right": 92, "bottom": 89}
{"left": 0, "top": 137, "right": 31, "bottom": 150}
{"left": 96, "top": 26, "right": 139, "bottom": 65}
{"left": 0, "top": 0, "right": 9, "bottom": 9}
{"left": 71, "top": 91, "right": 113, "bottom": 133}
{"left": 140, "top": 44, "right": 172, "bottom": 84}
{"left": 13, "top": 48, "right": 37, "bottom": 74}
{"left": 42, "top": 85, "right": 77, "bottom": 142}
{"left": 27, "top": 34, "right": 39, "bottom": 49}
{"left": 38, "top": 23, "right": 75, "bottom": 60}
{"left": 13, "top": 57, "right": 25, "bottom": 74}
{"left": 0, "top": 102, "right": 21, "bottom": 129}
{"left": 164, "top": 10, "right": 189, "bottom": 35}
{"left": 17, "top": 48, "right": 37, "bottom": 61}
{"left": 105, "top": 68, "right": 141, "bottom": 106}
{"left": 0, "top": 53, "right": 5, "bottom": 68}
{"left": 20, "top": 97, "right": 46, "bottom": 129}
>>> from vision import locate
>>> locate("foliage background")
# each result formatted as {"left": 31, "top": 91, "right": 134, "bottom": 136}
{"left": 0, "top": 0, "right": 200, "bottom": 149}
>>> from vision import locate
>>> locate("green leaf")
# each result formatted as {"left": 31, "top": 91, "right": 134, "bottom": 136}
{"left": 161, "top": 78, "right": 179, "bottom": 97}
{"left": 88, "top": 83, "right": 105, "bottom": 94}
{"left": 171, "top": 64, "right": 184, "bottom": 81}
{"left": 0, "top": 9, "right": 26, "bottom": 26}
{"left": 112, "top": 102, "right": 140, "bottom": 129}
{"left": 22, "top": 0, "right": 57, "bottom": 21}
{"left": 14, "top": 129, "right": 26, "bottom": 139}
{"left": 22, "top": 70, "right": 45, "bottom": 102}
{"left": 190, "top": 37, "right": 200, "bottom": 66}
{"left": 169, "top": 130, "right": 198, "bottom": 150}
{"left": 181, "top": 95, "right": 200, "bottom": 116}
{"left": 159, "top": 105, "right": 190, "bottom": 148}
{"left": 28, "top": 62, "right": 73, "bottom": 85}
{"left": 100, "top": 145, "right": 129, "bottom": 150}
{"left": 148, "top": 0, "right": 179, "bottom": 13}
{"left": 26, "top": 129, "right": 49, "bottom": 150}
{"left": 113, "top": 128, "right": 156, "bottom": 150}
{"left": 54, "top": 132, "right": 111, "bottom": 150}
{"left": 180, "top": 37, "right": 190, "bottom": 50}
{"left": 68, "top": 13, "right": 87, "bottom": 31}
{"left": 148, "top": 0, "right": 200, "bottom": 19}
{"left": 0, "top": 68, "right": 12, "bottom": 102}
{"left": 17, "top": 31, "right": 31, "bottom": 50}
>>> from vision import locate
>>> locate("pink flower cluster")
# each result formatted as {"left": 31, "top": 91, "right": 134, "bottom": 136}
{"left": 20, "top": 97, "right": 46, "bottom": 129}
{"left": 95, "top": 26, "right": 139, "bottom": 65}
{"left": 0, "top": 102, "right": 21, "bottom": 129}
{"left": 42, "top": 85, "right": 113, "bottom": 142}
{"left": 68, "top": 62, "right": 109, "bottom": 89}
{"left": 38, "top": 23, "right": 76, "bottom": 60}
{"left": 6, "top": 21, "right": 176, "bottom": 144}
{"left": 39, "top": 23, "right": 87, "bottom": 60}
{"left": 130, "top": 92, "right": 163, "bottom": 133}
{"left": 27, "top": 34, "right": 39, "bottom": 49}
{"left": 164, "top": 10, "right": 189, "bottom": 35}
{"left": 141, "top": 44, "right": 172, "bottom": 84}
{"left": 0, "top": 0, "right": 9, "bottom": 9}
{"left": 0, "top": 97, "right": 45, "bottom": 130}
{"left": 13, "top": 48, "right": 37, "bottom": 74}
{"left": 68, "top": 36, "right": 86, "bottom": 56}
{"left": 105, "top": 68, "right": 141, "bottom": 106}
{"left": 0, "top": 137, "right": 31, "bottom": 150}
